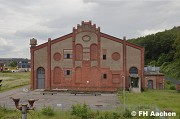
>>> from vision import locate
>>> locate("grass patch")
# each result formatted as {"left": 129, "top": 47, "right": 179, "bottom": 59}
{"left": 0, "top": 72, "right": 30, "bottom": 92}
{"left": 119, "top": 90, "right": 180, "bottom": 119}
{"left": 0, "top": 105, "right": 19, "bottom": 119}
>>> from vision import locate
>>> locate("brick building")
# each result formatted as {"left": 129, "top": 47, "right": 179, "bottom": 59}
{"left": 30, "top": 21, "right": 145, "bottom": 92}
{"left": 144, "top": 66, "right": 164, "bottom": 90}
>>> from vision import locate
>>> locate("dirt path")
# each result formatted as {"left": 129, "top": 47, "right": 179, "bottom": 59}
{"left": 0, "top": 86, "right": 120, "bottom": 110}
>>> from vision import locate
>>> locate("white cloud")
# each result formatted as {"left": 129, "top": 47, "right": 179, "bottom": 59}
{"left": 0, "top": 38, "right": 16, "bottom": 55}
{"left": 0, "top": 0, "right": 180, "bottom": 58}
{"left": 137, "top": 29, "right": 164, "bottom": 36}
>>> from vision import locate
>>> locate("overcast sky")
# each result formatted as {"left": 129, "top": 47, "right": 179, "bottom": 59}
{"left": 0, "top": 0, "right": 180, "bottom": 58}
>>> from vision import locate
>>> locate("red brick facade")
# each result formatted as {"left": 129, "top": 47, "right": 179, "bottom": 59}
{"left": 30, "top": 21, "right": 145, "bottom": 92}
{"left": 144, "top": 74, "right": 164, "bottom": 90}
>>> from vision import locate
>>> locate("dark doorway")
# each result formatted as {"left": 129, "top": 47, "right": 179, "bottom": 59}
{"left": 131, "top": 78, "right": 139, "bottom": 88}
{"left": 148, "top": 80, "right": 153, "bottom": 89}
{"left": 37, "top": 67, "right": 45, "bottom": 89}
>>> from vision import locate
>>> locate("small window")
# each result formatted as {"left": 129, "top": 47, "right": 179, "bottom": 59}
{"left": 103, "top": 54, "right": 106, "bottom": 60}
{"left": 64, "top": 49, "right": 72, "bottom": 59}
{"left": 64, "top": 70, "right": 72, "bottom": 76}
{"left": 64, "top": 54, "right": 72, "bottom": 59}
{"left": 103, "top": 74, "right": 107, "bottom": 79}
{"left": 67, "top": 54, "right": 70, "bottom": 59}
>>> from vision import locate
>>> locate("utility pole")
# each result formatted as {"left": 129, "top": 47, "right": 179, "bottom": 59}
{"left": 122, "top": 76, "right": 126, "bottom": 111}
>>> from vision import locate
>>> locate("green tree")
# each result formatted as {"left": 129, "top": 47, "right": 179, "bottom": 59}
{"left": 8, "top": 61, "right": 17, "bottom": 67}
{"left": 128, "top": 26, "right": 180, "bottom": 80}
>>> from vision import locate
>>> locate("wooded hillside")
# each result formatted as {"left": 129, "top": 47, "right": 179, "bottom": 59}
{"left": 128, "top": 26, "right": 180, "bottom": 80}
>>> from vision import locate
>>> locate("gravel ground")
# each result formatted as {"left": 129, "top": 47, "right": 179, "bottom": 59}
{"left": 0, "top": 86, "right": 121, "bottom": 111}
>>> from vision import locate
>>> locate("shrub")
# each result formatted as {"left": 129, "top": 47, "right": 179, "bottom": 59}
{"left": 2, "top": 70, "right": 11, "bottom": 73}
{"left": 71, "top": 103, "right": 91, "bottom": 119}
{"left": 112, "top": 112, "right": 121, "bottom": 119}
{"left": 41, "top": 106, "right": 55, "bottom": 117}
{"left": 170, "top": 85, "right": 176, "bottom": 90}
{"left": 166, "top": 80, "right": 171, "bottom": 85}
{"left": 123, "top": 109, "right": 132, "bottom": 118}
{"left": 95, "top": 111, "right": 121, "bottom": 119}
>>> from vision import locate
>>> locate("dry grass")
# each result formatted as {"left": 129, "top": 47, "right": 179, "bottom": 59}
{"left": 0, "top": 72, "right": 30, "bottom": 92}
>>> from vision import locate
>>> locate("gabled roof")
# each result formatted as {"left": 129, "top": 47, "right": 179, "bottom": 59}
{"left": 32, "top": 21, "right": 144, "bottom": 51}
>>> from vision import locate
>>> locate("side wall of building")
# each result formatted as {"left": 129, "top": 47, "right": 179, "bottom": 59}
{"left": 33, "top": 46, "right": 48, "bottom": 89}
{"left": 31, "top": 22, "right": 145, "bottom": 91}
{"left": 145, "top": 75, "right": 164, "bottom": 90}
{"left": 51, "top": 37, "right": 73, "bottom": 88}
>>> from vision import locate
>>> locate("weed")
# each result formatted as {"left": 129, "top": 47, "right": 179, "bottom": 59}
{"left": 71, "top": 103, "right": 91, "bottom": 119}
{"left": 123, "top": 109, "right": 132, "bottom": 118}
{"left": 170, "top": 85, "right": 176, "bottom": 90}
{"left": 41, "top": 106, "right": 55, "bottom": 117}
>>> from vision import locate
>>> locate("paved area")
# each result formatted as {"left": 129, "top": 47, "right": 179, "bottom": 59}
{"left": 0, "top": 86, "right": 120, "bottom": 110}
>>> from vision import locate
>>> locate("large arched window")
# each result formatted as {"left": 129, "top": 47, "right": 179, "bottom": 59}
{"left": 75, "top": 44, "right": 83, "bottom": 60}
{"left": 90, "top": 44, "right": 98, "bottom": 60}
{"left": 129, "top": 67, "right": 138, "bottom": 74}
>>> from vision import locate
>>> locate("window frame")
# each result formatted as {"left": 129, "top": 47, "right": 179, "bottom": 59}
{"left": 63, "top": 49, "right": 73, "bottom": 59}
{"left": 103, "top": 73, "right": 107, "bottom": 79}
{"left": 64, "top": 69, "right": 72, "bottom": 76}
{"left": 103, "top": 54, "right": 106, "bottom": 60}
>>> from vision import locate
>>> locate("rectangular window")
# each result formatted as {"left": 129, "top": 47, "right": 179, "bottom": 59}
{"left": 103, "top": 54, "right": 106, "bottom": 60}
{"left": 103, "top": 74, "right": 107, "bottom": 79}
{"left": 64, "top": 54, "right": 72, "bottom": 59}
{"left": 64, "top": 70, "right": 72, "bottom": 76}
{"left": 64, "top": 49, "right": 73, "bottom": 59}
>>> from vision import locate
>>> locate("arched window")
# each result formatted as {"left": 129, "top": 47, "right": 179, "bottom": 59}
{"left": 90, "top": 44, "right": 98, "bottom": 60}
{"left": 37, "top": 67, "right": 45, "bottom": 74}
{"left": 129, "top": 67, "right": 138, "bottom": 74}
{"left": 37, "top": 67, "right": 45, "bottom": 89}
{"left": 75, "top": 44, "right": 83, "bottom": 60}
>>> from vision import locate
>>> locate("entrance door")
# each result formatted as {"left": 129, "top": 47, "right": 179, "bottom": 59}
{"left": 37, "top": 67, "right": 45, "bottom": 89}
{"left": 158, "top": 83, "right": 163, "bottom": 90}
{"left": 148, "top": 80, "right": 153, "bottom": 89}
{"left": 131, "top": 78, "right": 139, "bottom": 88}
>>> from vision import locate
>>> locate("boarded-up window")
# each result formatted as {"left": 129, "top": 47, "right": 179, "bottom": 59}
{"left": 90, "top": 44, "right": 98, "bottom": 60}
{"left": 75, "top": 67, "right": 82, "bottom": 83}
{"left": 75, "top": 44, "right": 83, "bottom": 60}
{"left": 53, "top": 67, "right": 61, "bottom": 84}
